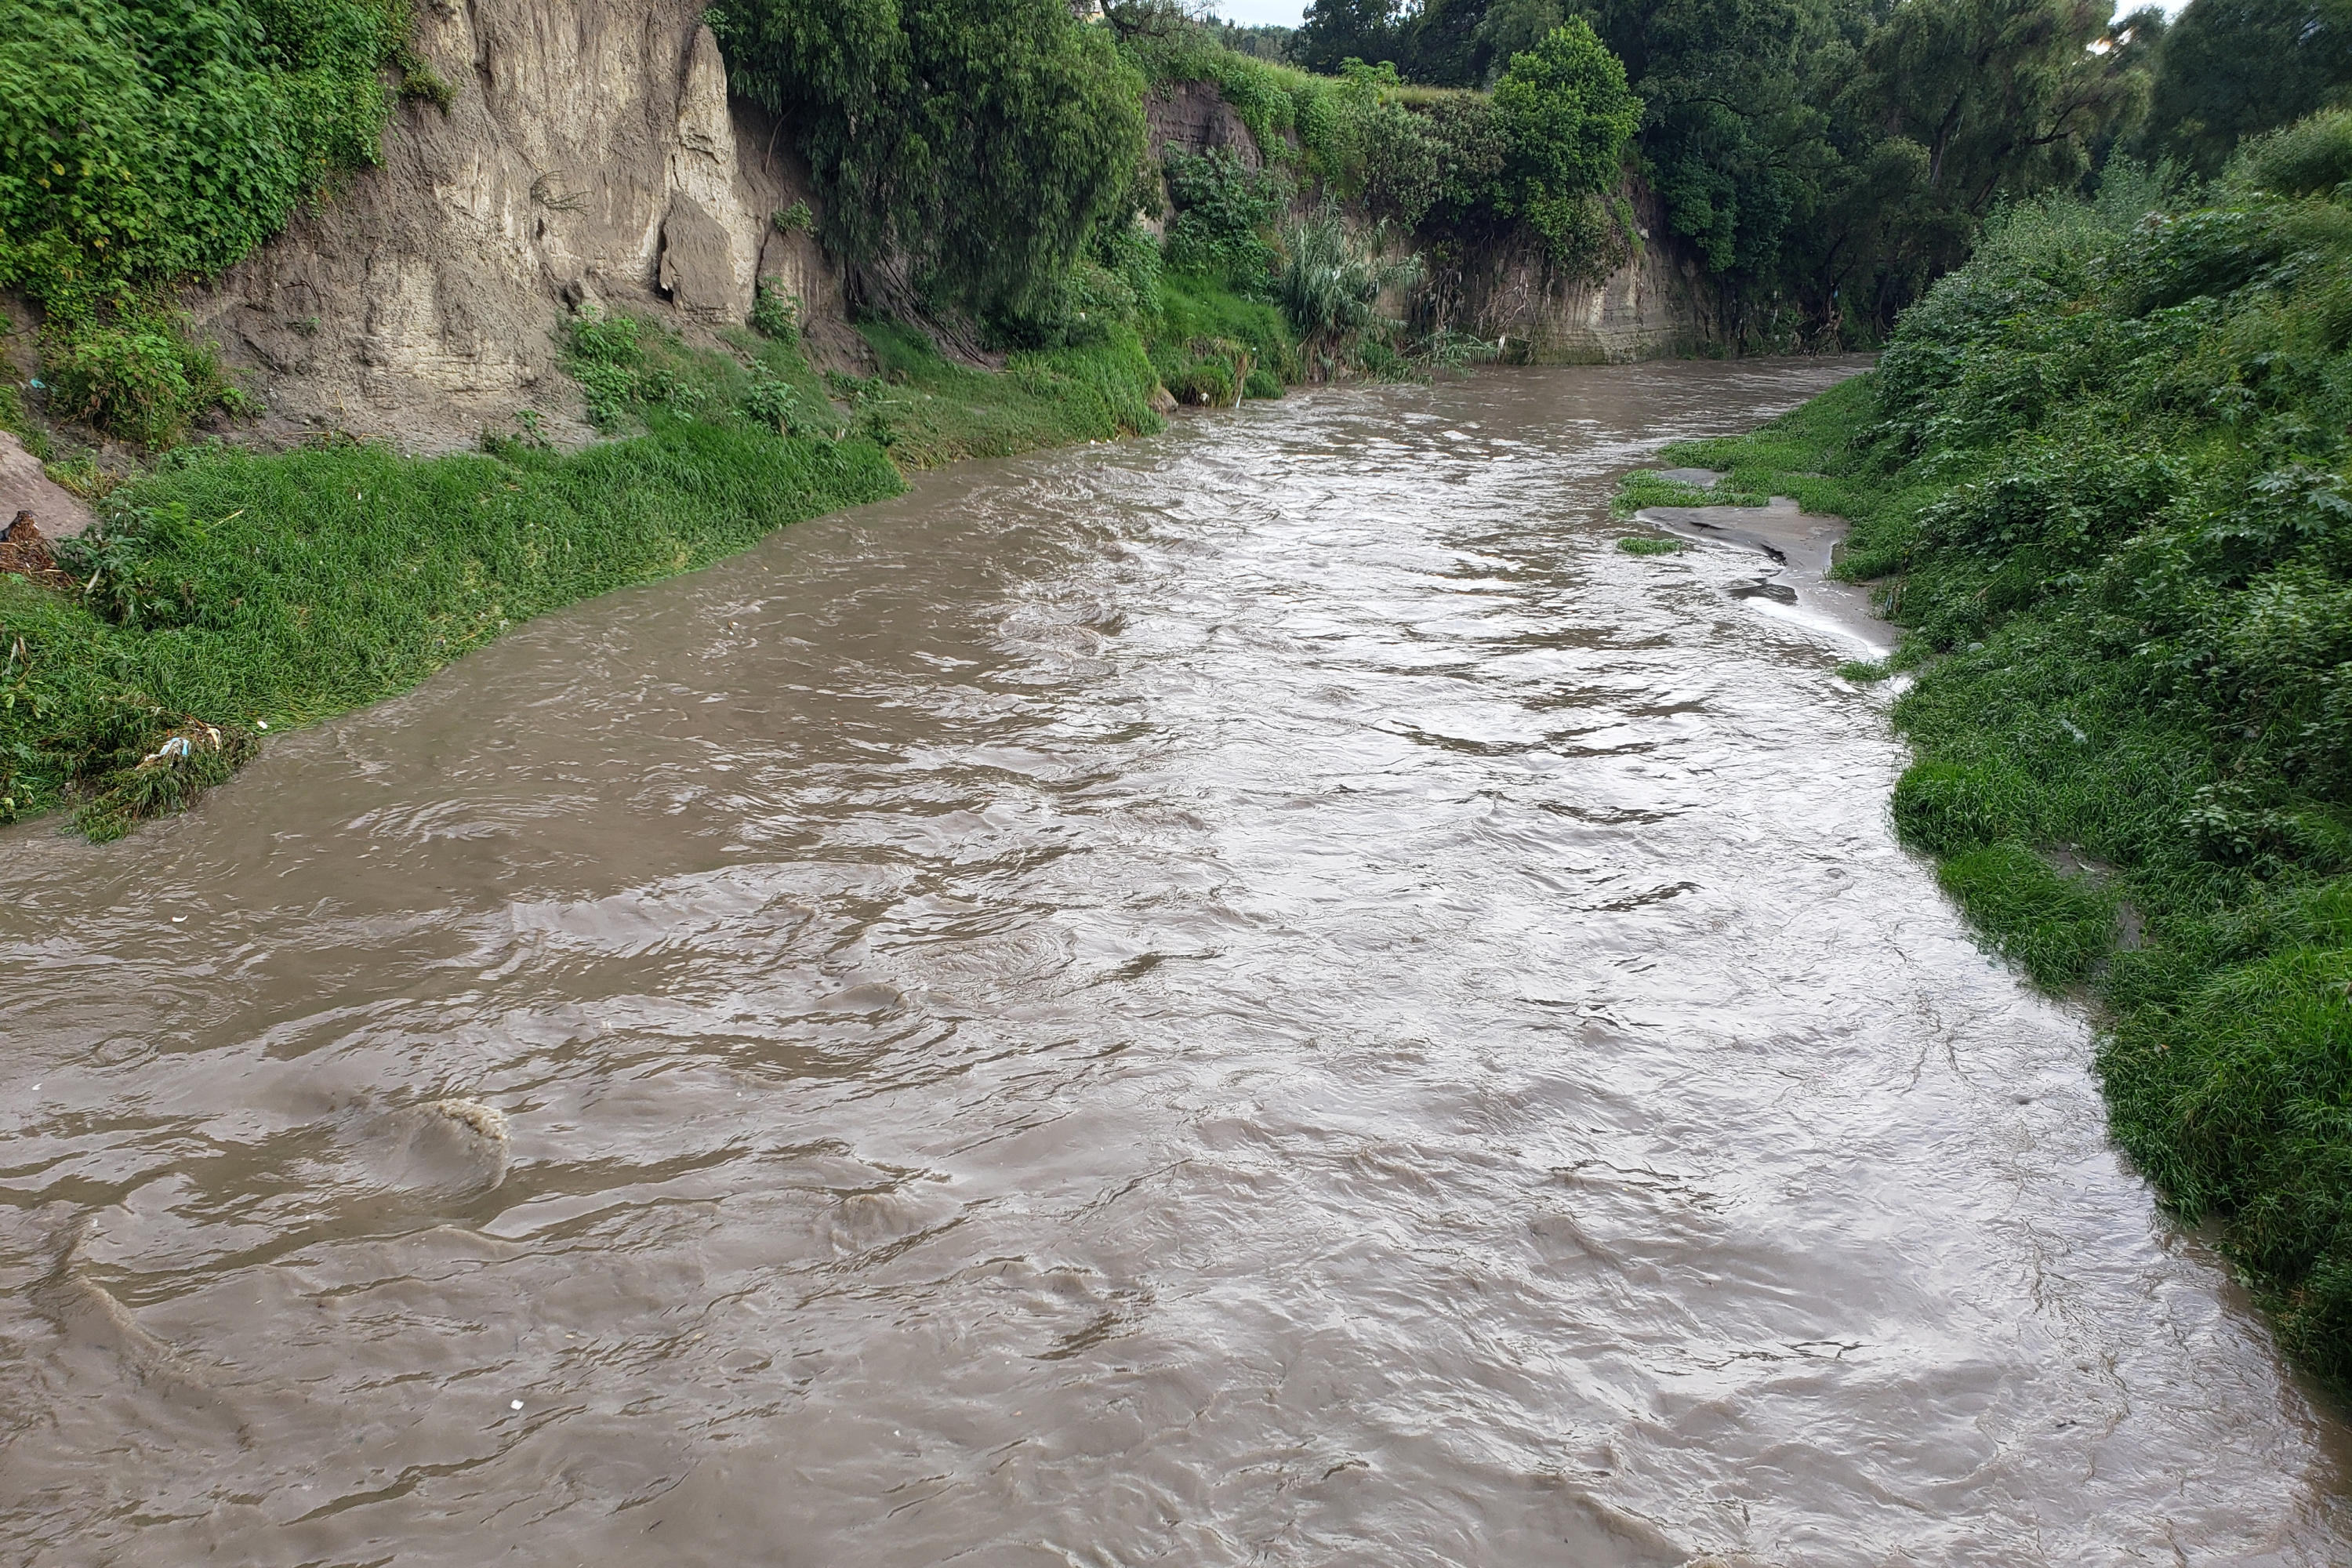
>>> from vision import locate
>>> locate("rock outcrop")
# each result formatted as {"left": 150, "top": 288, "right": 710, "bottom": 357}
{"left": 1146, "top": 82, "right": 1267, "bottom": 172}
{"left": 181, "top": 5, "right": 1720, "bottom": 450}
{"left": 1432, "top": 183, "right": 1720, "bottom": 364}
{"left": 1137, "top": 85, "right": 1717, "bottom": 364}
{"left": 188, "top": 1, "right": 854, "bottom": 453}
{"left": 0, "top": 432, "right": 93, "bottom": 539}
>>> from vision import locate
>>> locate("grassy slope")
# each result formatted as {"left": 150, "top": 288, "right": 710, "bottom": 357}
{"left": 0, "top": 321, "right": 1171, "bottom": 840}
{"left": 1628, "top": 153, "right": 2352, "bottom": 1386}
{"left": 845, "top": 320, "right": 1167, "bottom": 467}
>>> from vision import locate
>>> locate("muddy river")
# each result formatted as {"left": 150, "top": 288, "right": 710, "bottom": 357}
{"left": 4, "top": 360, "right": 2347, "bottom": 1564}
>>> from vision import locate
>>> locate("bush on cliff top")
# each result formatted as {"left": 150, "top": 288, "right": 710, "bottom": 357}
{"left": 710, "top": 0, "right": 1148, "bottom": 321}
{"left": 0, "top": 0, "right": 409, "bottom": 441}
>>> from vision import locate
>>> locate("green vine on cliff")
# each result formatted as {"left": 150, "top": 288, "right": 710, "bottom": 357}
{"left": 708, "top": 0, "right": 1149, "bottom": 321}
{"left": 0, "top": 0, "right": 410, "bottom": 442}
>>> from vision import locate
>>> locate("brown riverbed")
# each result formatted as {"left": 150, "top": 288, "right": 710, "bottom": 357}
{"left": 2, "top": 358, "right": 2346, "bottom": 1565}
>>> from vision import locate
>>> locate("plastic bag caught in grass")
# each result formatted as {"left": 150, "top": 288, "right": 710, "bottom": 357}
{"left": 72, "top": 720, "right": 259, "bottom": 842}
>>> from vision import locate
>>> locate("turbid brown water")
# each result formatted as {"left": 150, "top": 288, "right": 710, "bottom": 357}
{"left": 4, "top": 360, "right": 2348, "bottom": 1565}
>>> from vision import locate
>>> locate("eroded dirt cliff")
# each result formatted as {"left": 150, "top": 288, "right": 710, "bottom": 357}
{"left": 184, "top": 16, "right": 1719, "bottom": 452}
{"left": 189, "top": 1, "right": 858, "bottom": 452}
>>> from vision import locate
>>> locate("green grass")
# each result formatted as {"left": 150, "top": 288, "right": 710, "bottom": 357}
{"left": 1639, "top": 376, "right": 1955, "bottom": 578}
{"left": 1, "top": 423, "right": 902, "bottom": 837}
{"left": 1616, "top": 535, "right": 1685, "bottom": 554}
{"left": 1149, "top": 274, "right": 1302, "bottom": 405}
{"left": 1620, "top": 167, "right": 2352, "bottom": 1386}
{"left": 0, "top": 315, "right": 1182, "bottom": 840}
{"left": 1611, "top": 469, "right": 1767, "bottom": 518}
{"left": 840, "top": 319, "right": 1164, "bottom": 468}
{"left": 1933, "top": 841, "right": 2118, "bottom": 987}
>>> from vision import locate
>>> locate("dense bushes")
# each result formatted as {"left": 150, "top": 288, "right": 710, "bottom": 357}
{"left": 1130, "top": 16, "right": 1643, "bottom": 288}
{"left": 1644, "top": 121, "right": 2352, "bottom": 1384}
{"left": 1163, "top": 148, "right": 1282, "bottom": 284}
{"left": 710, "top": 0, "right": 1146, "bottom": 321}
{"left": 0, "top": 0, "right": 409, "bottom": 441}
{"left": 1291, "top": 0, "right": 2173, "bottom": 342}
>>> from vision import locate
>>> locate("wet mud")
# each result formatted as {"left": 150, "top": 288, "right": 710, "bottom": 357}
{"left": 2, "top": 358, "right": 2347, "bottom": 1565}
{"left": 1639, "top": 493, "right": 1889, "bottom": 651}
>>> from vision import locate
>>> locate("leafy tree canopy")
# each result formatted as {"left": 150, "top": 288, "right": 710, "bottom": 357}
{"left": 2142, "top": 0, "right": 2352, "bottom": 176}
{"left": 710, "top": 0, "right": 1148, "bottom": 319}
{"left": 1491, "top": 20, "right": 1642, "bottom": 207}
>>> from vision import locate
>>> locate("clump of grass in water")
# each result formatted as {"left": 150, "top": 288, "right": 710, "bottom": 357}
{"left": 1617, "top": 535, "right": 1684, "bottom": 555}
{"left": 1611, "top": 468, "right": 1767, "bottom": 518}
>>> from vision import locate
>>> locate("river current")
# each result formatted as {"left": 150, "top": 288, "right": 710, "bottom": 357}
{"left": 3, "top": 360, "right": 2347, "bottom": 1564}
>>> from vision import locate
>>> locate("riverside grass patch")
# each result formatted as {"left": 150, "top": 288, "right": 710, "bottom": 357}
{"left": 0, "top": 421, "right": 901, "bottom": 839}
{"left": 1621, "top": 133, "right": 2352, "bottom": 1387}
{"left": 839, "top": 319, "right": 1166, "bottom": 469}
{"left": 0, "top": 312, "right": 1189, "bottom": 840}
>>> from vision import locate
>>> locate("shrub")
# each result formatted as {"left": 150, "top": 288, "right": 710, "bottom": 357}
{"left": 2229, "top": 108, "right": 2352, "bottom": 201}
{"left": 750, "top": 279, "right": 800, "bottom": 343}
{"left": 1275, "top": 205, "right": 1423, "bottom": 360}
{"left": 1490, "top": 21, "right": 1640, "bottom": 221}
{"left": 711, "top": 0, "right": 1148, "bottom": 317}
{"left": 40, "top": 308, "right": 244, "bottom": 448}
{"left": 562, "top": 310, "right": 652, "bottom": 431}
{"left": 1163, "top": 147, "right": 1282, "bottom": 285}
{"left": 742, "top": 371, "right": 822, "bottom": 435}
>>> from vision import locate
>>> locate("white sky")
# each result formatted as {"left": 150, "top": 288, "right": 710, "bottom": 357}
{"left": 1201, "top": 0, "right": 2194, "bottom": 32}
{"left": 1204, "top": 0, "right": 1306, "bottom": 24}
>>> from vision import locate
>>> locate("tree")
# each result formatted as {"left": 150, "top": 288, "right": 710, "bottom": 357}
{"left": 1848, "top": 0, "right": 2141, "bottom": 211}
{"left": 1294, "top": 0, "right": 1408, "bottom": 74}
{"left": 1487, "top": 19, "right": 1644, "bottom": 265}
{"left": 2142, "top": 0, "right": 2352, "bottom": 176}
{"left": 1493, "top": 20, "right": 1642, "bottom": 201}
{"left": 710, "top": 0, "right": 1146, "bottom": 318}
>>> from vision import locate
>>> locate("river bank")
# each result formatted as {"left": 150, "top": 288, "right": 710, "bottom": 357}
{"left": 8, "top": 358, "right": 2346, "bottom": 1563}
{"left": 1628, "top": 151, "right": 2352, "bottom": 1393}
{"left": 0, "top": 319, "right": 1173, "bottom": 840}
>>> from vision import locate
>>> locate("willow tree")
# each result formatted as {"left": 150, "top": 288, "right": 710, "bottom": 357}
{"left": 2143, "top": 0, "right": 2352, "bottom": 176}
{"left": 709, "top": 0, "right": 1147, "bottom": 321}
{"left": 1850, "top": 0, "right": 2145, "bottom": 212}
